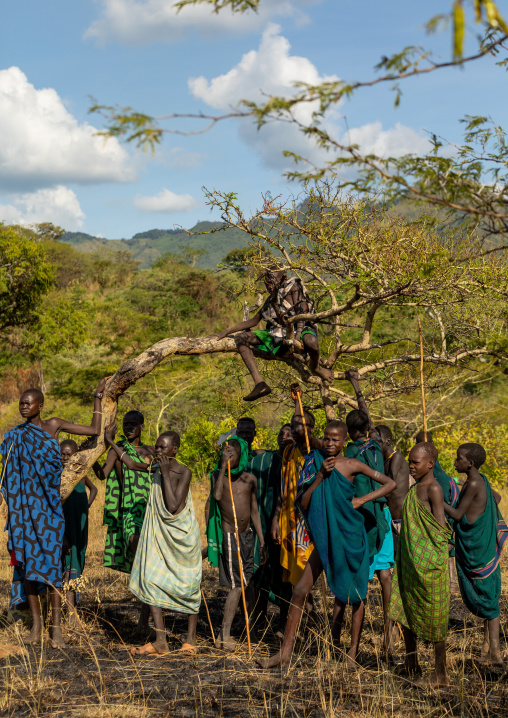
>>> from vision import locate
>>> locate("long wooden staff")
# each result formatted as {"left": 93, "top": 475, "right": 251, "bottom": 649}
{"left": 295, "top": 391, "right": 331, "bottom": 660}
{"left": 200, "top": 589, "right": 216, "bottom": 644}
{"left": 418, "top": 319, "right": 428, "bottom": 441}
{"left": 227, "top": 450, "right": 252, "bottom": 658}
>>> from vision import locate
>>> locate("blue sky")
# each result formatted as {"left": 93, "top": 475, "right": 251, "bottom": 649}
{"left": 0, "top": 0, "right": 506, "bottom": 238}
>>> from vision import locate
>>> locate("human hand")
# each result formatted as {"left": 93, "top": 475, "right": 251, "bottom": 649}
{"left": 260, "top": 545, "right": 267, "bottom": 565}
{"left": 290, "top": 382, "right": 303, "bottom": 402}
{"left": 215, "top": 330, "right": 231, "bottom": 341}
{"left": 352, "top": 497, "right": 363, "bottom": 510}
{"left": 159, "top": 454, "right": 171, "bottom": 477}
{"left": 96, "top": 376, "right": 112, "bottom": 394}
{"left": 271, "top": 519, "right": 281, "bottom": 544}
{"left": 221, "top": 444, "right": 235, "bottom": 467}
{"left": 321, "top": 456, "right": 336, "bottom": 476}
{"left": 104, "top": 421, "right": 117, "bottom": 443}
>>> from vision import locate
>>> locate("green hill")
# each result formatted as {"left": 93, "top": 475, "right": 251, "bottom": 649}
{"left": 61, "top": 221, "right": 249, "bottom": 269}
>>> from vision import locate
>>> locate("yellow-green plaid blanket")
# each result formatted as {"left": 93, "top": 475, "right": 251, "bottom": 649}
{"left": 129, "top": 469, "right": 202, "bottom": 614}
{"left": 388, "top": 485, "right": 452, "bottom": 642}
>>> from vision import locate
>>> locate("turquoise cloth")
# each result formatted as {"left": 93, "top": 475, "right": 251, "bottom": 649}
{"left": 455, "top": 474, "right": 508, "bottom": 620}
{"left": 368, "top": 505, "right": 394, "bottom": 579}
{"left": 297, "top": 450, "right": 369, "bottom": 604}
{"left": 345, "top": 439, "right": 388, "bottom": 558}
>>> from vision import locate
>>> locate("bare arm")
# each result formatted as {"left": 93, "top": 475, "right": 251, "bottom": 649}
{"left": 101, "top": 448, "right": 119, "bottom": 479}
{"left": 213, "top": 447, "right": 233, "bottom": 501}
{"left": 215, "top": 310, "right": 262, "bottom": 340}
{"left": 345, "top": 369, "right": 376, "bottom": 436}
{"left": 52, "top": 378, "right": 108, "bottom": 437}
{"left": 444, "top": 481, "right": 479, "bottom": 521}
{"left": 271, "top": 494, "right": 282, "bottom": 542}
{"left": 300, "top": 456, "right": 335, "bottom": 511}
{"left": 91, "top": 460, "right": 106, "bottom": 482}
{"left": 204, "top": 495, "right": 210, "bottom": 526}
{"left": 160, "top": 458, "right": 192, "bottom": 514}
{"left": 428, "top": 482, "right": 447, "bottom": 529}
{"left": 350, "top": 461, "right": 396, "bottom": 509}
{"left": 84, "top": 475, "right": 98, "bottom": 507}
{"left": 288, "top": 285, "right": 308, "bottom": 340}
{"left": 104, "top": 427, "right": 151, "bottom": 472}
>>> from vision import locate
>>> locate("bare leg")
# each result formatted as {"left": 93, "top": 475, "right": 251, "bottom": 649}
{"left": 137, "top": 603, "right": 151, "bottom": 633}
{"left": 185, "top": 614, "right": 198, "bottom": 647}
{"left": 24, "top": 580, "right": 43, "bottom": 644}
{"left": 302, "top": 334, "right": 333, "bottom": 382}
{"left": 49, "top": 587, "right": 66, "bottom": 648}
{"left": 376, "top": 568, "right": 394, "bottom": 662}
{"left": 235, "top": 333, "right": 272, "bottom": 401}
{"left": 150, "top": 606, "right": 168, "bottom": 653}
{"left": 217, "top": 587, "right": 242, "bottom": 650}
{"left": 346, "top": 600, "right": 365, "bottom": 669}
{"left": 402, "top": 627, "right": 421, "bottom": 676}
{"left": 430, "top": 641, "right": 448, "bottom": 685}
{"left": 331, "top": 598, "right": 346, "bottom": 650}
{"left": 487, "top": 617, "right": 504, "bottom": 666}
{"left": 257, "top": 549, "right": 323, "bottom": 668}
{"left": 481, "top": 619, "right": 490, "bottom": 661}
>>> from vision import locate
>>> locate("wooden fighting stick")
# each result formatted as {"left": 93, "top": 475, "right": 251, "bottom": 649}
{"left": 418, "top": 319, "right": 428, "bottom": 442}
{"left": 295, "top": 388, "right": 331, "bottom": 660}
{"left": 226, "top": 449, "right": 252, "bottom": 658}
{"left": 201, "top": 589, "right": 216, "bottom": 644}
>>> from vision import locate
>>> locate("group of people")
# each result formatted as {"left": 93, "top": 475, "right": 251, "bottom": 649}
{"left": 1, "top": 370, "right": 507, "bottom": 686}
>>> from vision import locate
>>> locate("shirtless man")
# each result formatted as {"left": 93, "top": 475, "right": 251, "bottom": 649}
{"left": 2, "top": 378, "right": 107, "bottom": 648}
{"left": 375, "top": 425, "right": 410, "bottom": 555}
{"left": 215, "top": 268, "right": 332, "bottom": 401}
{"left": 235, "top": 417, "right": 266, "bottom": 460}
{"left": 211, "top": 439, "right": 266, "bottom": 649}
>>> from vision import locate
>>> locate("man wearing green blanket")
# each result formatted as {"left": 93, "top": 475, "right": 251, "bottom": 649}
{"left": 257, "top": 420, "right": 395, "bottom": 669}
{"left": 443, "top": 443, "right": 508, "bottom": 667}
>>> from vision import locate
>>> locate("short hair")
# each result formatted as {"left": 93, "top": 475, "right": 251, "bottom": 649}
{"left": 227, "top": 438, "right": 242, "bottom": 453}
{"left": 60, "top": 439, "right": 78, "bottom": 453}
{"left": 21, "top": 388, "right": 44, "bottom": 404}
{"left": 291, "top": 409, "right": 315, "bottom": 427}
{"left": 279, "top": 423, "right": 292, "bottom": 431}
{"left": 413, "top": 441, "right": 438, "bottom": 463}
{"left": 124, "top": 410, "right": 144, "bottom": 425}
{"left": 415, "top": 430, "right": 433, "bottom": 444}
{"left": 158, "top": 430, "right": 181, "bottom": 448}
{"left": 325, "top": 419, "right": 347, "bottom": 435}
{"left": 237, "top": 417, "right": 256, "bottom": 428}
{"left": 459, "top": 442, "right": 487, "bottom": 469}
{"left": 346, "top": 409, "right": 369, "bottom": 434}
{"left": 376, "top": 425, "right": 393, "bottom": 442}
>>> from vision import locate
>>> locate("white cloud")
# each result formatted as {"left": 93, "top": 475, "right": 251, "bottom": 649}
{"left": 86, "top": 0, "right": 313, "bottom": 45}
{"left": 134, "top": 188, "right": 198, "bottom": 212}
{"left": 0, "top": 186, "right": 85, "bottom": 230}
{"left": 0, "top": 67, "right": 135, "bottom": 191}
{"left": 190, "top": 25, "right": 431, "bottom": 172}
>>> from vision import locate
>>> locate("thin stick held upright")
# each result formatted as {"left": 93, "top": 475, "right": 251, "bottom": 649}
{"left": 227, "top": 453, "right": 252, "bottom": 658}
{"left": 201, "top": 589, "right": 216, "bottom": 645}
{"left": 418, "top": 318, "right": 428, "bottom": 442}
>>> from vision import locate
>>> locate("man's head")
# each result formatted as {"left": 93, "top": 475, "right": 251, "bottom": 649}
{"left": 155, "top": 431, "right": 180, "bottom": 459}
{"left": 236, "top": 418, "right": 256, "bottom": 449}
{"left": 225, "top": 439, "right": 242, "bottom": 470}
{"left": 345, "top": 409, "right": 369, "bottom": 442}
{"left": 123, "top": 410, "right": 145, "bottom": 441}
{"left": 291, "top": 409, "right": 315, "bottom": 445}
{"left": 19, "top": 389, "right": 44, "bottom": 420}
{"left": 277, "top": 423, "right": 293, "bottom": 452}
{"left": 376, "top": 425, "right": 393, "bottom": 458}
{"left": 415, "top": 430, "right": 433, "bottom": 444}
{"left": 455, "top": 443, "right": 487, "bottom": 474}
{"left": 408, "top": 442, "right": 438, "bottom": 482}
{"left": 263, "top": 268, "right": 286, "bottom": 293}
{"left": 60, "top": 439, "right": 78, "bottom": 465}
{"left": 323, "top": 420, "right": 348, "bottom": 457}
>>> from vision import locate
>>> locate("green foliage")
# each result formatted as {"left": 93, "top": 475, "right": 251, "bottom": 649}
{"left": 0, "top": 224, "right": 55, "bottom": 332}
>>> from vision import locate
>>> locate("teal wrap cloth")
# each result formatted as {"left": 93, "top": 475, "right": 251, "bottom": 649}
{"left": 296, "top": 450, "right": 369, "bottom": 604}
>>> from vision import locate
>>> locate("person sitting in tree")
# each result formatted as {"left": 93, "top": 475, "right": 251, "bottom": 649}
{"left": 1, "top": 378, "right": 107, "bottom": 648}
{"left": 215, "top": 267, "right": 332, "bottom": 401}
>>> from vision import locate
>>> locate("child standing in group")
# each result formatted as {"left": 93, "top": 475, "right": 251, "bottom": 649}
{"left": 444, "top": 443, "right": 508, "bottom": 667}
{"left": 129, "top": 431, "right": 202, "bottom": 655}
{"left": 60, "top": 439, "right": 99, "bottom": 625}
{"left": 389, "top": 442, "right": 452, "bottom": 685}
{"left": 257, "top": 420, "right": 395, "bottom": 669}
{"left": 207, "top": 437, "right": 266, "bottom": 650}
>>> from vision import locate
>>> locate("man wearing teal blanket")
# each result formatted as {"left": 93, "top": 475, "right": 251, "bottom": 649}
{"left": 444, "top": 443, "right": 508, "bottom": 667}
{"left": 256, "top": 420, "right": 395, "bottom": 669}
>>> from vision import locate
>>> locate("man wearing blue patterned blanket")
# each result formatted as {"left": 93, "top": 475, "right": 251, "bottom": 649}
{"left": 1, "top": 379, "right": 107, "bottom": 648}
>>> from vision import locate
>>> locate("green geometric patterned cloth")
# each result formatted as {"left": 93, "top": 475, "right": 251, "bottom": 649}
{"left": 388, "top": 485, "right": 452, "bottom": 642}
{"left": 103, "top": 438, "right": 153, "bottom": 574}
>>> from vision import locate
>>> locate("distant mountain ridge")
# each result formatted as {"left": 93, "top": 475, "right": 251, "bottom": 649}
{"left": 61, "top": 221, "right": 248, "bottom": 269}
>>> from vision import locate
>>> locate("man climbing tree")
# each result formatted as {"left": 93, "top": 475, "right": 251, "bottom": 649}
{"left": 215, "top": 267, "right": 332, "bottom": 401}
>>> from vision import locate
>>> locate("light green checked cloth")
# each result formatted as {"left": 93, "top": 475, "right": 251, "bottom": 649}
{"left": 129, "top": 468, "right": 202, "bottom": 614}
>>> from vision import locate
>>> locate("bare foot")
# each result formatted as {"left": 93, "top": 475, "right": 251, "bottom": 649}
{"left": 315, "top": 366, "right": 334, "bottom": 383}
{"left": 25, "top": 626, "right": 42, "bottom": 645}
{"left": 243, "top": 382, "right": 272, "bottom": 402}
{"left": 131, "top": 642, "right": 168, "bottom": 657}
{"left": 180, "top": 642, "right": 198, "bottom": 655}
{"left": 487, "top": 648, "right": 505, "bottom": 667}
{"left": 426, "top": 671, "right": 449, "bottom": 687}
{"left": 394, "top": 663, "right": 422, "bottom": 679}
{"left": 50, "top": 627, "right": 67, "bottom": 649}
{"left": 344, "top": 652, "right": 359, "bottom": 672}
{"left": 215, "top": 636, "right": 237, "bottom": 652}
{"left": 256, "top": 651, "right": 290, "bottom": 669}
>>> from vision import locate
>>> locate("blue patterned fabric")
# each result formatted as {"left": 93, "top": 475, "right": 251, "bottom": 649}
{"left": 1, "top": 422, "right": 64, "bottom": 606}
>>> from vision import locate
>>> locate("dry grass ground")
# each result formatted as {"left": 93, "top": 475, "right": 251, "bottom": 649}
{"left": 0, "top": 480, "right": 508, "bottom": 717}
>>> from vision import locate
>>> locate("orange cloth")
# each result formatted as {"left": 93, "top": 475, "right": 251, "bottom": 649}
{"left": 279, "top": 443, "right": 314, "bottom": 585}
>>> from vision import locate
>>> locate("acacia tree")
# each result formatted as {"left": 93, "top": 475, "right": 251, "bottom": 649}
{"left": 61, "top": 184, "right": 508, "bottom": 497}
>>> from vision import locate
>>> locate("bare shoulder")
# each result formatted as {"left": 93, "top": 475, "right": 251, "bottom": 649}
{"left": 428, "top": 480, "right": 444, "bottom": 502}
{"left": 139, "top": 444, "right": 155, "bottom": 458}
{"left": 242, "top": 471, "right": 257, "bottom": 488}
{"left": 391, "top": 452, "right": 407, "bottom": 469}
